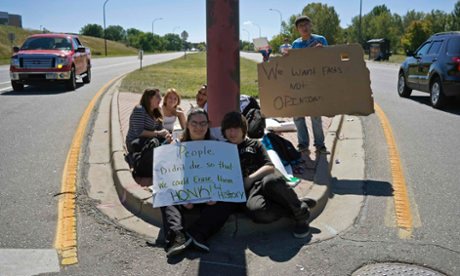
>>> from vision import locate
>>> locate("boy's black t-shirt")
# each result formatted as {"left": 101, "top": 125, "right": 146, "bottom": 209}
{"left": 237, "top": 138, "right": 273, "bottom": 178}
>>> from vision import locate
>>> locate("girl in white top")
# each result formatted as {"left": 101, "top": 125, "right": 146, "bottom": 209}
{"left": 162, "top": 88, "right": 186, "bottom": 133}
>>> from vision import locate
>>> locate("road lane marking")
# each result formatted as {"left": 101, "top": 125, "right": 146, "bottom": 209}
{"left": 374, "top": 103, "right": 414, "bottom": 238}
{"left": 0, "top": 249, "right": 60, "bottom": 275}
{"left": 0, "top": 86, "right": 12, "bottom": 92}
{"left": 54, "top": 75, "right": 123, "bottom": 265}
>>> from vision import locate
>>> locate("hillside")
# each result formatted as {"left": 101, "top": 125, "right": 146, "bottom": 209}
{"left": 0, "top": 25, "right": 139, "bottom": 64}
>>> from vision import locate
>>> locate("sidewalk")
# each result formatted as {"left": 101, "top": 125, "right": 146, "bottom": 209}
{"left": 111, "top": 89, "right": 342, "bottom": 234}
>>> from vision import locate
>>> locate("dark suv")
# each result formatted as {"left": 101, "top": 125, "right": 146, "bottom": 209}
{"left": 398, "top": 32, "right": 460, "bottom": 108}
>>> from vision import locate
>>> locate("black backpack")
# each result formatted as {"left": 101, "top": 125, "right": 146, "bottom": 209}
{"left": 241, "top": 97, "right": 265, "bottom": 139}
{"left": 263, "top": 132, "right": 301, "bottom": 166}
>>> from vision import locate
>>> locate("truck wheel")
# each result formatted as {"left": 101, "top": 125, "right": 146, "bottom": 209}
{"left": 66, "top": 66, "right": 77, "bottom": 91}
{"left": 430, "top": 77, "right": 446, "bottom": 109}
{"left": 397, "top": 72, "right": 412, "bottom": 97}
{"left": 82, "top": 64, "right": 91, "bottom": 84}
{"left": 11, "top": 81, "right": 24, "bottom": 91}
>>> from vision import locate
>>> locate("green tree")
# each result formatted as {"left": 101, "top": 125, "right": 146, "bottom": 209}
{"left": 126, "top": 28, "right": 142, "bottom": 48}
{"left": 425, "top": 10, "right": 449, "bottom": 33}
{"left": 402, "top": 10, "right": 426, "bottom": 30}
{"left": 401, "top": 20, "right": 432, "bottom": 52}
{"left": 163, "top": 33, "right": 182, "bottom": 51}
{"left": 137, "top": 32, "right": 154, "bottom": 51}
{"left": 80, "top": 24, "right": 103, "bottom": 38}
{"left": 302, "top": 3, "right": 340, "bottom": 44}
{"left": 105, "top": 25, "right": 126, "bottom": 42}
{"left": 450, "top": 0, "right": 460, "bottom": 30}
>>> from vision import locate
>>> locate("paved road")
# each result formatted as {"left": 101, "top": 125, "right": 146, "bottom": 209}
{"left": 0, "top": 53, "right": 183, "bottom": 274}
{"left": 1, "top": 53, "right": 459, "bottom": 275}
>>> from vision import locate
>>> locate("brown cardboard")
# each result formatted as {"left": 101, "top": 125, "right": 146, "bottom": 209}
{"left": 257, "top": 44, "right": 374, "bottom": 117}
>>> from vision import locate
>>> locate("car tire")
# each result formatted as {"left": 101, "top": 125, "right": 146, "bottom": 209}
{"left": 397, "top": 72, "right": 412, "bottom": 97}
{"left": 430, "top": 77, "right": 446, "bottom": 109}
{"left": 11, "top": 80, "right": 24, "bottom": 91}
{"left": 66, "top": 66, "right": 77, "bottom": 91}
{"left": 82, "top": 64, "right": 91, "bottom": 84}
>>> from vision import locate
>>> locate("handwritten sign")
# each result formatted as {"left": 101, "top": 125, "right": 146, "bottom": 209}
{"left": 152, "top": 141, "right": 246, "bottom": 207}
{"left": 253, "top": 37, "right": 269, "bottom": 50}
{"left": 257, "top": 44, "right": 374, "bottom": 117}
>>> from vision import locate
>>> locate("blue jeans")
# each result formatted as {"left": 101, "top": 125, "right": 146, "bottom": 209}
{"left": 293, "top": 116, "right": 324, "bottom": 149}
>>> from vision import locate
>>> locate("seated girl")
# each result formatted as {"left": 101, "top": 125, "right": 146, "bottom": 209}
{"left": 160, "top": 108, "right": 238, "bottom": 257}
{"left": 162, "top": 88, "right": 186, "bottom": 133}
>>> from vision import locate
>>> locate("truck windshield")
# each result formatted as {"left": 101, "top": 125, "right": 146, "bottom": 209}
{"left": 21, "top": 37, "right": 72, "bottom": 50}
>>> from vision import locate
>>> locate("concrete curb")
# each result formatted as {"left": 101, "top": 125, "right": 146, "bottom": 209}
{"left": 109, "top": 78, "right": 345, "bottom": 230}
{"left": 110, "top": 83, "right": 164, "bottom": 227}
{"left": 307, "top": 114, "right": 344, "bottom": 219}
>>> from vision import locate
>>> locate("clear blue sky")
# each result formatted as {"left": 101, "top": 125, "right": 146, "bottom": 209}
{"left": 2, "top": 0, "right": 457, "bottom": 43}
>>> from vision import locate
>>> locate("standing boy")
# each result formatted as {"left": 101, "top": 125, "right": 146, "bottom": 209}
{"left": 291, "top": 15, "right": 328, "bottom": 153}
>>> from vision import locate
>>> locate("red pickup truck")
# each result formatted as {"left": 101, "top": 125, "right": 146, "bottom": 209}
{"left": 10, "top": 33, "right": 91, "bottom": 91}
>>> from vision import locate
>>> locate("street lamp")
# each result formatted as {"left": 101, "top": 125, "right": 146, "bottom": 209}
{"left": 152, "top": 17, "right": 163, "bottom": 35}
{"left": 242, "top": 28, "right": 251, "bottom": 42}
{"left": 103, "top": 0, "right": 109, "bottom": 56}
{"left": 173, "top": 26, "right": 181, "bottom": 34}
{"left": 269, "top": 8, "right": 283, "bottom": 34}
{"left": 253, "top": 23, "right": 261, "bottom": 38}
{"left": 243, "top": 21, "right": 261, "bottom": 38}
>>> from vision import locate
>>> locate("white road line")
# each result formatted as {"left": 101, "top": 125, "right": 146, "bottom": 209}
{"left": 0, "top": 249, "right": 60, "bottom": 276}
{"left": 0, "top": 86, "right": 12, "bottom": 92}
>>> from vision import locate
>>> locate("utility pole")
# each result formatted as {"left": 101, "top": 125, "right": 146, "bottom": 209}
{"left": 358, "top": 0, "right": 362, "bottom": 44}
{"left": 103, "top": 0, "right": 109, "bottom": 56}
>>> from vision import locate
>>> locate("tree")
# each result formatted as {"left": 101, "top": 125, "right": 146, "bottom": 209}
{"left": 426, "top": 10, "right": 449, "bottom": 33}
{"left": 402, "top": 10, "right": 426, "bottom": 30}
{"left": 401, "top": 20, "right": 432, "bottom": 52}
{"left": 450, "top": 0, "right": 460, "bottom": 31}
{"left": 104, "top": 25, "right": 126, "bottom": 42}
{"left": 80, "top": 24, "right": 103, "bottom": 38}
{"left": 126, "top": 28, "right": 142, "bottom": 48}
{"left": 163, "top": 33, "right": 183, "bottom": 51}
{"left": 302, "top": 3, "right": 340, "bottom": 44}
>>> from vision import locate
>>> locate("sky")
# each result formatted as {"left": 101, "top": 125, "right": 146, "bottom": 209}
{"left": 2, "top": 1, "right": 458, "bottom": 43}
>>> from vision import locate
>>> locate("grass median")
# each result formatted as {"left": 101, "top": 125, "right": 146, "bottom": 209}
{"left": 119, "top": 52, "right": 259, "bottom": 98}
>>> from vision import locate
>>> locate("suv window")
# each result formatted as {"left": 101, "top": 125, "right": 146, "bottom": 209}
{"left": 446, "top": 37, "right": 460, "bottom": 56}
{"left": 72, "top": 38, "right": 79, "bottom": 50}
{"left": 416, "top": 42, "right": 432, "bottom": 56}
{"left": 427, "top": 41, "right": 443, "bottom": 55}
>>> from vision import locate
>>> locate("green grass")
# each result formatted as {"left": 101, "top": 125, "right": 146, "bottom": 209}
{"left": 0, "top": 25, "right": 139, "bottom": 64}
{"left": 387, "top": 54, "right": 407, "bottom": 64}
{"left": 119, "top": 52, "right": 259, "bottom": 98}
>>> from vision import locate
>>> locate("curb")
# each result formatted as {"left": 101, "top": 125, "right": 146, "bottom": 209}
{"left": 110, "top": 83, "right": 163, "bottom": 227}
{"left": 109, "top": 79, "right": 345, "bottom": 230}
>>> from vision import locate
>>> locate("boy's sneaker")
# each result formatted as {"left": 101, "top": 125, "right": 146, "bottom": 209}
{"left": 166, "top": 231, "right": 192, "bottom": 257}
{"left": 300, "top": 197, "right": 317, "bottom": 209}
{"left": 293, "top": 221, "right": 312, "bottom": 239}
{"left": 188, "top": 232, "right": 210, "bottom": 253}
{"left": 297, "top": 144, "right": 310, "bottom": 153}
{"left": 316, "top": 146, "right": 329, "bottom": 154}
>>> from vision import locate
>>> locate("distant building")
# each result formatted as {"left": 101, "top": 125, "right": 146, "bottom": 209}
{"left": 0, "top": 11, "right": 22, "bottom": 28}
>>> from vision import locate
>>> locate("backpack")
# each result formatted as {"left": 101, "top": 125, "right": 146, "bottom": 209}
{"left": 241, "top": 96, "right": 265, "bottom": 139}
{"left": 262, "top": 132, "right": 301, "bottom": 166}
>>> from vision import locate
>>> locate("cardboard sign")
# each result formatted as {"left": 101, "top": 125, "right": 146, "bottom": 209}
{"left": 253, "top": 37, "right": 270, "bottom": 50}
{"left": 257, "top": 44, "right": 374, "bottom": 117}
{"left": 152, "top": 141, "right": 246, "bottom": 207}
